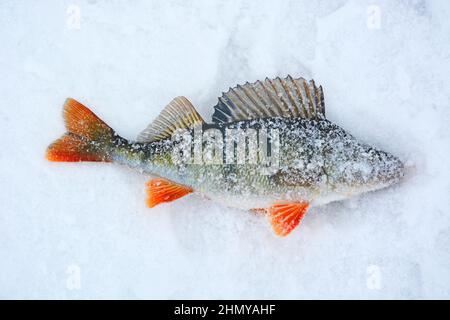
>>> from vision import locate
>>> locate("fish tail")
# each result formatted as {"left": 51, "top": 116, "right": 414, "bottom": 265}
{"left": 46, "top": 98, "right": 118, "bottom": 162}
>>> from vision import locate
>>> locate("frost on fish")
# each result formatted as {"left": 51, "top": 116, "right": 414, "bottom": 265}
{"left": 46, "top": 75, "right": 405, "bottom": 236}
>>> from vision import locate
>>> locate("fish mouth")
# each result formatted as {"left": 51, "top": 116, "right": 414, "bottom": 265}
{"left": 336, "top": 153, "right": 406, "bottom": 193}
{"left": 382, "top": 155, "right": 405, "bottom": 184}
{"left": 340, "top": 158, "right": 405, "bottom": 195}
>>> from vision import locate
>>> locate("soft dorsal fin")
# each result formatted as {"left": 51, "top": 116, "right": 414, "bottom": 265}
{"left": 137, "top": 96, "right": 204, "bottom": 142}
{"left": 212, "top": 75, "right": 325, "bottom": 124}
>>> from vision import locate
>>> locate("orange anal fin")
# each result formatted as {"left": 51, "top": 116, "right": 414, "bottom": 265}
{"left": 268, "top": 202, "right": 309, "bottom": 237}
{"left": 146, "top": 178, "right": 193, "bottom": 208}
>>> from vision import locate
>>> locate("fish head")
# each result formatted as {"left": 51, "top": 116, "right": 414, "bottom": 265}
{"left": 326, "top": 140, "right": 405, "bottom": 196}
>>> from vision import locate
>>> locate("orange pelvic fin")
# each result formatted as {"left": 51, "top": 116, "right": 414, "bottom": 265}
{"left": 268, "top": 201, "right": 309, "bottom": 236}
{"left": 146, "top": 178, "right": 193, "bottom": 208}
{"left": 46, "top": 98, "right": 115, "bottom": 162}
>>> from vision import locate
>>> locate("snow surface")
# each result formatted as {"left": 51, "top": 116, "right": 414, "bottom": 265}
{"left": 1, "top": 0, "right": 450, "bottom": 299}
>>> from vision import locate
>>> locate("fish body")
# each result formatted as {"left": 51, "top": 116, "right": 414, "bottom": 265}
{"left": 46, "top": 76, "right": 404, "bottom": 236}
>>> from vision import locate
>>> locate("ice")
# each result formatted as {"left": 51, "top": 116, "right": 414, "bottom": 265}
{"left": 1, "top": 0, "right": 450, "bottom": 298}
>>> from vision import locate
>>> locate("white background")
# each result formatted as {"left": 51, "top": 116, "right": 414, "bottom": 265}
{"left": 1, "top": 0, "right": 449, "bottom": 298}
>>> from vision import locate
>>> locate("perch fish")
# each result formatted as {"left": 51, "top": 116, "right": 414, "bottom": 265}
{"left": 46, "top": 76, "right": 404, "bottom": 236}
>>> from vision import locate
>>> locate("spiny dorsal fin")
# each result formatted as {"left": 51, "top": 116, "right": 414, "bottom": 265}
{"left": 137, "top": 96, "right": 204, "bottom": 142}
{"left": 212, "top": 75, "right": 325, "bottom": 124}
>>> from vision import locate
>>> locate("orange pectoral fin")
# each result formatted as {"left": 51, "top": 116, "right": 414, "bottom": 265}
{"left": 268, "top": 202, "right": 309, "bottom": 237}
{"left": 146, "top": 178, "right": 193, "bottom": 208}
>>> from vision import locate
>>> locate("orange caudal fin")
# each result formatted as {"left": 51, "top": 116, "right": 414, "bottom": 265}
{"left": 46, "top": 98, "right": 116, "bottom": 162}
{"left": 146, "top": 178, "right": 193, "bottom": 208}
{"left": 46, "top": 133, "right": 110, "bottom": 162}
{"left": 268, "top": 202, "right": 309, "bottom": 237}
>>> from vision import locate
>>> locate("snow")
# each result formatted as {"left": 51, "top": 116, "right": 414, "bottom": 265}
{"left": 1, "top": 0, "right": 450, "bottom": 299}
